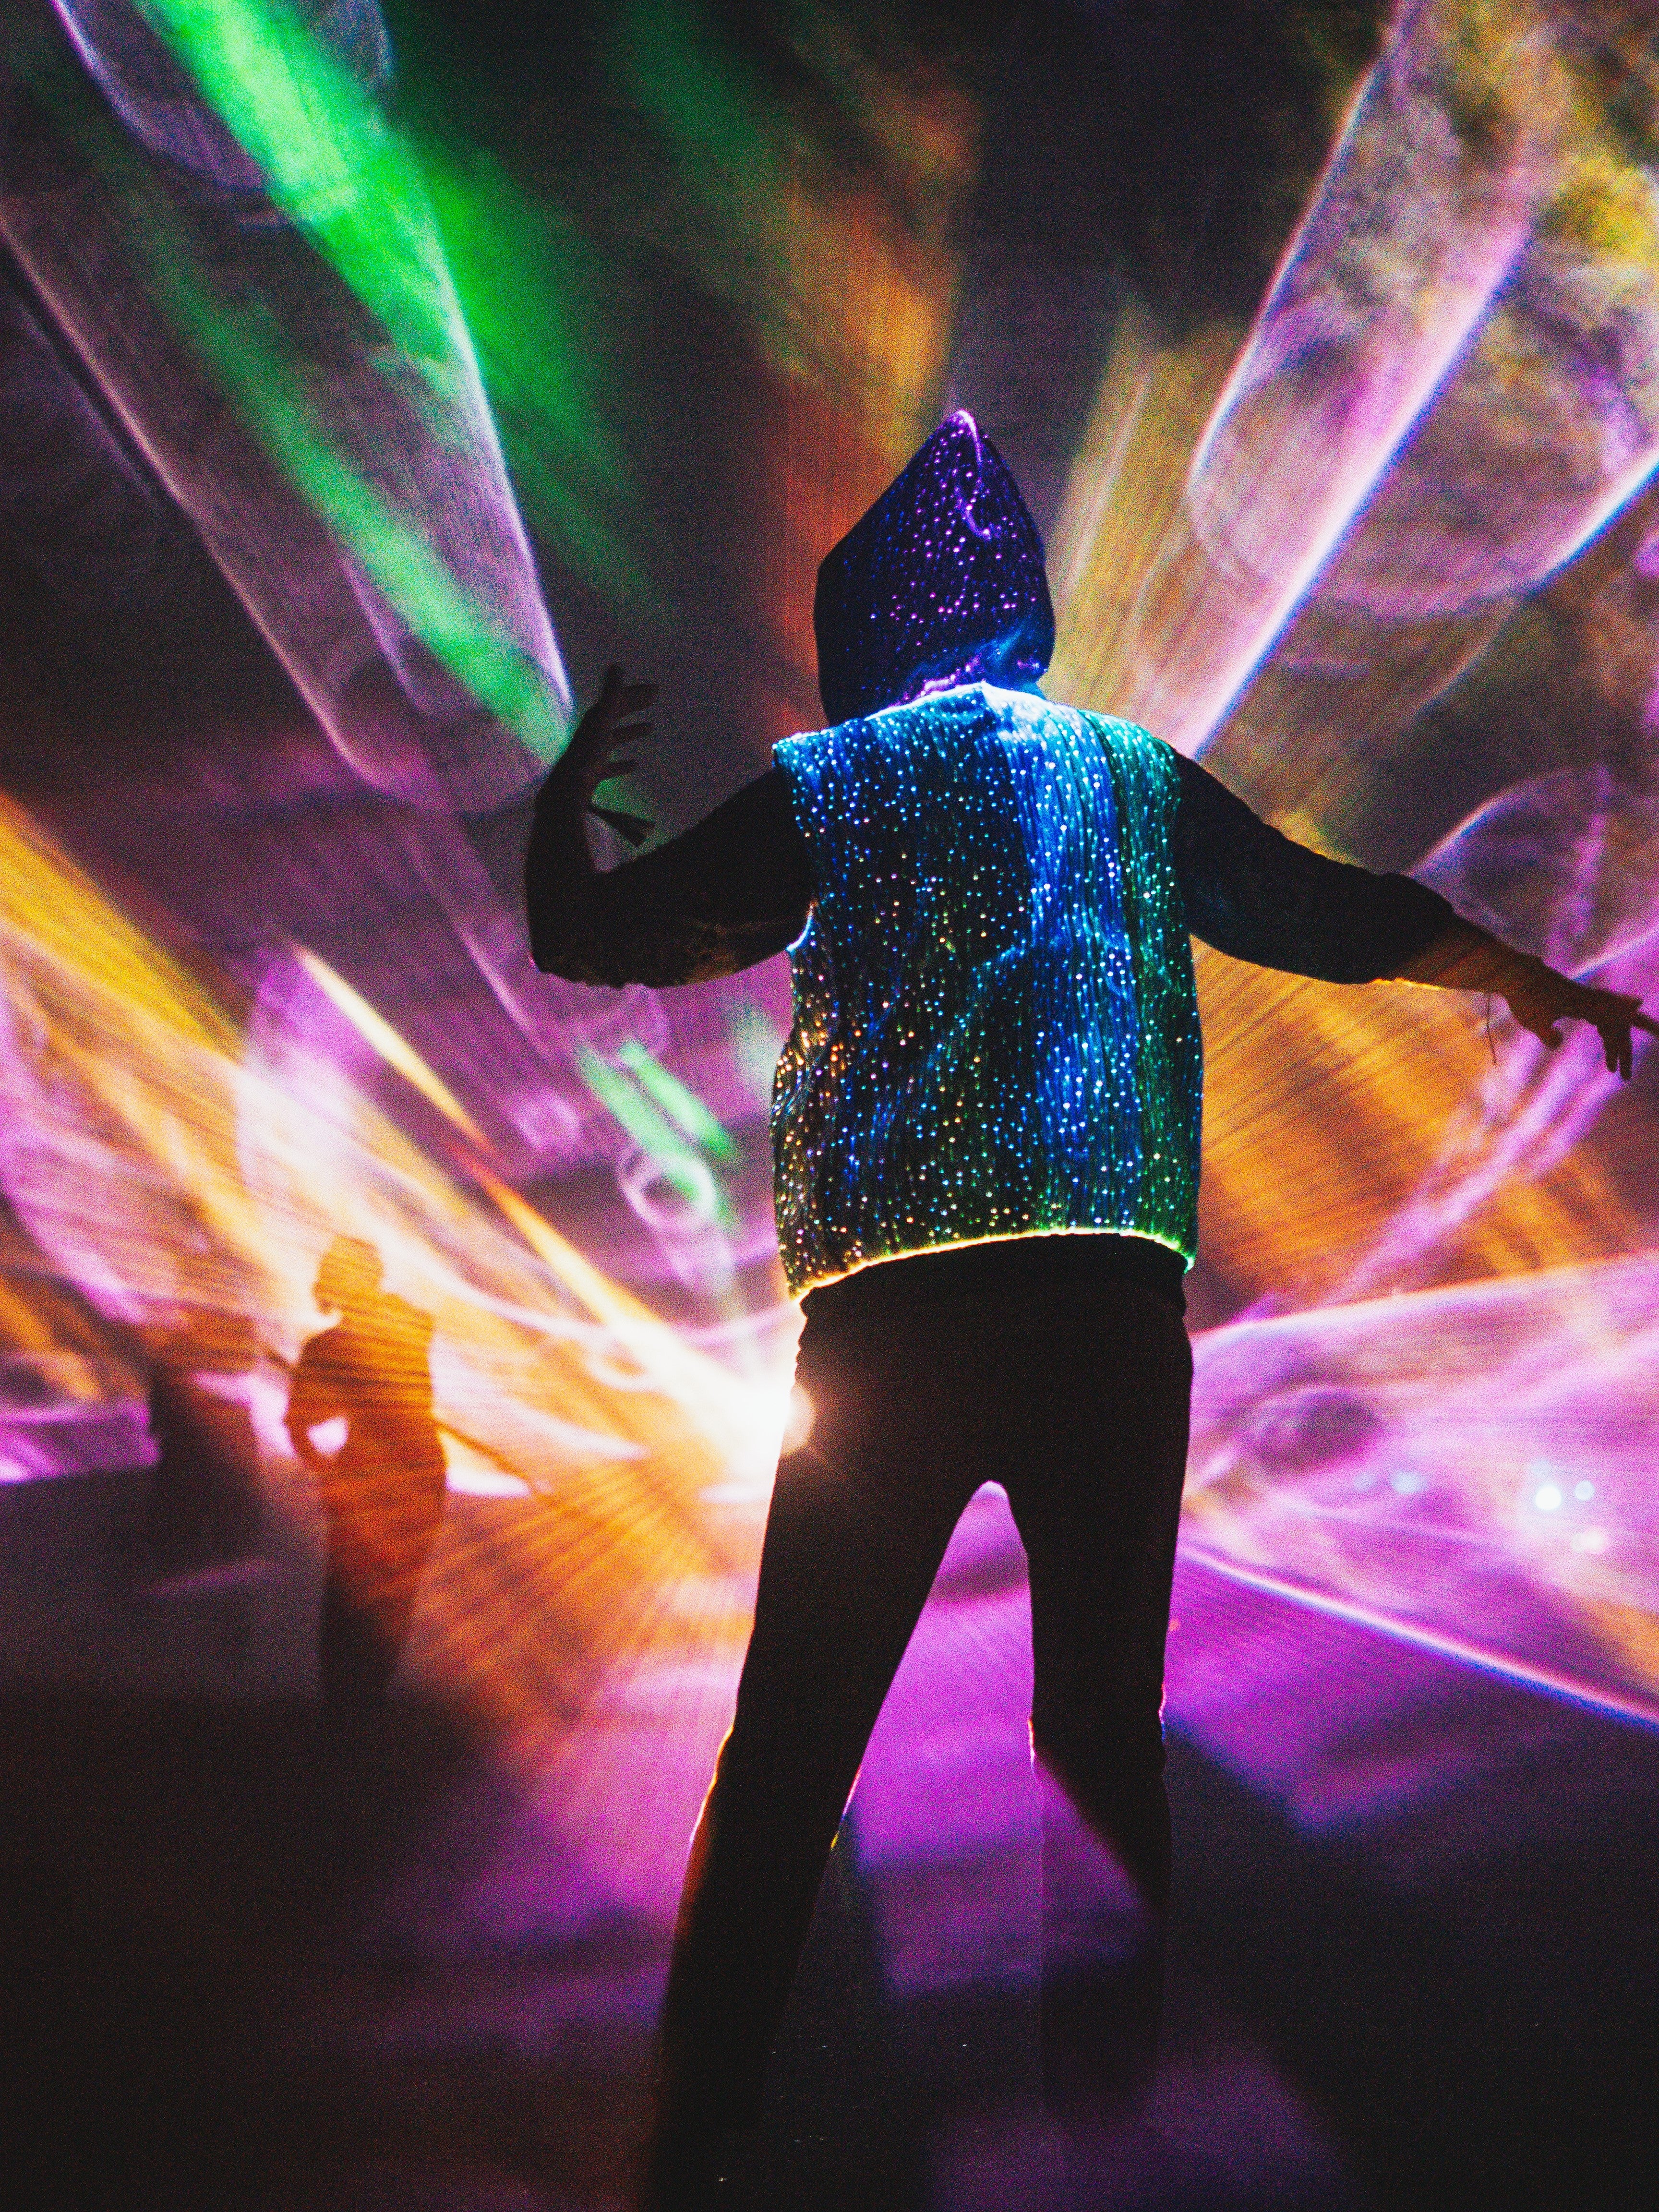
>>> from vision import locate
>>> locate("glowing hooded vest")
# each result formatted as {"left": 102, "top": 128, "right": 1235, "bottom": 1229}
{"left": 770, "top": 413, "right": 1202, "bottom": 1297}
{"left": 772, "top": 685, "right": 1202, "bottom": 1296}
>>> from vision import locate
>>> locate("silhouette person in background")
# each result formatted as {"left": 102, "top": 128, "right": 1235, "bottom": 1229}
{"left": 286, "top": 1239, "right": 445, "bottom": 1713}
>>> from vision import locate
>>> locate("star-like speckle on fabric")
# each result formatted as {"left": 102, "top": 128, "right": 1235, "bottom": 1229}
{"left": 772, "top": 684, "right": 1202, "bottom": 1299}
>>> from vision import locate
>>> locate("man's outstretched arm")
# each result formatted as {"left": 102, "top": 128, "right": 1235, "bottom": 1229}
{"left": 1169, "top": 751, "right": 1656, "bottom": 1078}
{"left": 524, "top": 666, "right": 813, "bottom": 987}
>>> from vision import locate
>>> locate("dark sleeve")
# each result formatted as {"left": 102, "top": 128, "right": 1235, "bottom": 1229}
{"left": 1170, "top": 752, "right": 1459, "bottom": 983}
{"left": 530, "top": 767, "right": 814, "bottom": 988}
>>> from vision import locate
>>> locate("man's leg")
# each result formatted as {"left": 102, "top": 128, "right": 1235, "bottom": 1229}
{"left": 646, "top": 1291, "right": 987, "bottom": 2196}
{"left": 319, "top": 1471, "right": 445, "bottom": 1713}
{"left": 1001, "top": 1278, "right": 1192, "bottom": 2124}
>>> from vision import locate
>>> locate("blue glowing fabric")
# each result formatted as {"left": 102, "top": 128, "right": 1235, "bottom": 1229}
{"left": 814, "top": 411, "right": 1055, "bottom": 724}
{"left": 772, "top": 685, "right": 1202, "bottom": 1298}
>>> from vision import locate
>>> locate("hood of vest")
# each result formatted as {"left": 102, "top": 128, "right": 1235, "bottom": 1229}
{"left": 813, "top": 409, "right": 1055, "bottom": 725}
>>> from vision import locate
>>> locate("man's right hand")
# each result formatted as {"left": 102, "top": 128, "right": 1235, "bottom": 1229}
{"left": 538, "top": 663, "right": 656, "bottom": 833}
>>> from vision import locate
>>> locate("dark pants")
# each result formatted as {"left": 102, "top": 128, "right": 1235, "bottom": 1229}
{"left": 319, "top": 1562, "right": 412, "bottom": 1711}
{"left": 653, "top": 1239, "right": 1193, "bottom": 2144}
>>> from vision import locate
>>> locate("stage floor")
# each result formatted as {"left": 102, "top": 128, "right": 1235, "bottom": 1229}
{"left": 2, "top": 1520, "right": 1655, "bottom": 2212}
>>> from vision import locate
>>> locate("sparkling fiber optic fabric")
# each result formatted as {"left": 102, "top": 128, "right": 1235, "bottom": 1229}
{"left": 771, "top": 685, "right": 1202, "bottom": 1298}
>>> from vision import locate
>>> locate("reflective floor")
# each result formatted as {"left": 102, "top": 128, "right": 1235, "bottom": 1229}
{"left": 2, "top": 1481, "right": 1654, "bottom": 2212}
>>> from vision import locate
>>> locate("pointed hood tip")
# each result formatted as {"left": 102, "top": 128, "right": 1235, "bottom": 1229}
{"left": 814, "top": 412, "right": 1053, "bottom": 725}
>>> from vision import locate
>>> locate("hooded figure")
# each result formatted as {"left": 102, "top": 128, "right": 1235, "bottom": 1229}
{"left": 522, "top": 413, "right": 1646, "bottom": 2212}
{"left": 812, "top": 408, "right": 1055, "bottom": 721}
{"left": 773, "top": 410, "right": 1202, "bottom": 1300}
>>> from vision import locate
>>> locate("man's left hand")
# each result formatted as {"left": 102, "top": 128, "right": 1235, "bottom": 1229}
{"left": 1501, "top": 958, "right": 1659, "bottom": 1081}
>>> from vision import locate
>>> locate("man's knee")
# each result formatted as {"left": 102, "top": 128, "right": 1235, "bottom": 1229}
{"left": 1032, "top": 1724, "right": 1171, "bottom": 1910}
{"left": 1032, "top": 1707, "right": 1166, "bottom": 1794}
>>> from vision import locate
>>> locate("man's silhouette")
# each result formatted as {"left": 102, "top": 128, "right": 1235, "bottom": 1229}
{"left": 286, "top": 1239, "right": 445, "bottom": 1712}
{"left": 525, "top": 411, "right": 1655, "bottom": 2209}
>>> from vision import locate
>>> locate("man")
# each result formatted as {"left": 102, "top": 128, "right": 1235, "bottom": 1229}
{"left": 524, "top": 412, "right": 1650, "bottom": 2208}
{"left": 286, "top": 1237, "right": 446, "bottom": 1713}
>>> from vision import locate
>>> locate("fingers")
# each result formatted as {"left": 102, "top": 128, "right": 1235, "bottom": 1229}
{"left": 1507, "top": 995, "right": 1564, "bottom": 1051}
{"left": 554, "top": 669, "right": 657, "bottom": 809}
{"left": 603, "top": 695, "right": 655, "bottom": 731}
{"left": 1604, "top": 1021, "right": 1635, "bottom": 1081}
{"left": 1591, "top": 993, "right": 1655, "bottom": 1081}
{"left": 1518, "top": 981, "right": 1656, "bottom": 1081}
{"left": 583, "top": 663, "right": 625, "bottom": 729}
{"left": 583, "top": 667, "right": 656, "bottom": 731}
{"left": 597, "top": 666, "right": 656, "bottom": 718}
{"left": 1593, "top": 1010, "right": 1630, "bottom": 1079}
{"left": 598, "top": 727, "right": 651, "bottom": 769}
{"left": 586, "top": 801, "right": 655, "bottom": 847}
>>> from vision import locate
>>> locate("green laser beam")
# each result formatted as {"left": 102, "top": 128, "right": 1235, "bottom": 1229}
{"left": 574, "top": 1046, "right": 734, "bottom": 1227}
{"left": 616, "top": 1040, "right": 736, "bottom": 1160}
{"left": 154, "top": 251, "right": 562, "bottom": 757}
{"left": 137, "top": 0, "right": 459, "bottom": 362}
{"left": 26, "top": 19, "right": 566, "bottom": 763}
